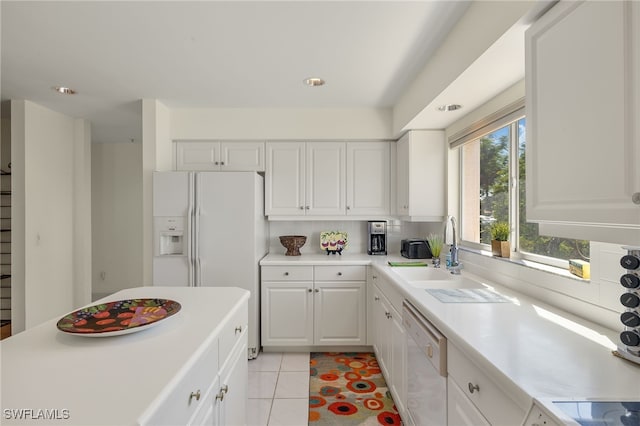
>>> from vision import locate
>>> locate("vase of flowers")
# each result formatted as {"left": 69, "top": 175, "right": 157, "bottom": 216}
{"left": 427, "top": 233, "right": 443, "bottom": 268}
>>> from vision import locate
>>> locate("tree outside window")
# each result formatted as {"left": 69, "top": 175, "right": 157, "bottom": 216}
{"left": 461, "top": 117, "right": 589, "bottom": 263}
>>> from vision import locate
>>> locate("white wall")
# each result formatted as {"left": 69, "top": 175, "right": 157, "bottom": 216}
{"left": 268, "top": 220, "right": 442, "bottom": 256}
{"left": 142, "top": 100, "right": 171, "bottom": 287}
{"left": 10, "top": 100, "right": 91, "bottom": 331}
{"left": 91, "top": 142, "right": 143, "bottom": 300}
{"left": 170, "top": 108, "right": 393, "bottom": 141}
{"left": 393, "top": 1, "right": 535, "bottom": 135}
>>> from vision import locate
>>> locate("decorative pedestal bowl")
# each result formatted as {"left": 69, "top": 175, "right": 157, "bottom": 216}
{"left": 279, "top": 235, "right": 307, "bottom": 256}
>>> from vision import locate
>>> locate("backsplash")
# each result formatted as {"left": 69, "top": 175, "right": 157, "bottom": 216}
{"left": 268, "top": 220, "right": 444, "bottom": 255}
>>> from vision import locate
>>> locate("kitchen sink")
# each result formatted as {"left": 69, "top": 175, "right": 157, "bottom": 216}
{"left": 407, "top": 277, "right": 479, "bottom": 289}
{"left": 406, "top": 279, "right": 459, "bottom": 289}
{"left": 388, "top": 266, "right": 456, "bottom": 281}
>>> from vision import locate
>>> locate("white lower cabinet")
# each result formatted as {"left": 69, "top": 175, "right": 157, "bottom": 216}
{"left": 214, "top": 336, "right": 248, "bottom": 426}
{"left": 447, "top": 343, "right": 527, "bottom": 426}
{"left": 142, "top": 302, "right": 249, "bottom": 426}
{"left": 315, "top": 280, "right": 367, "bottom": 345}
{"left": 369, "top": 270, "right": 407, "bottom": 420}
{"left": 389, "top": 305, "right": 407, "bottom": 417}
{"left": 447, "top": 378, "right": 490, "bottom": 426}
{"left": 261, "top": 265, "right": 366, "bottom": 347}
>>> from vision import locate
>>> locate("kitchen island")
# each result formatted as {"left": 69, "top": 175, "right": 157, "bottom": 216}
{"left": 1, "top": 286, "right": 249, "bottom": 425}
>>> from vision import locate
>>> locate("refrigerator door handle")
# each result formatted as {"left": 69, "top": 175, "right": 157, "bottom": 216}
{"left": 193, "top": 172, "right": 201, "bottom": 287}
{"left": 194, "top": 206, "right": 201, "bottom": 287}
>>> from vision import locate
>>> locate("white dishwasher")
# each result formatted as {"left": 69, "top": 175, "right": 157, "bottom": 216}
{"left": 403, "top": 300, "right": 447, "bottom": 426}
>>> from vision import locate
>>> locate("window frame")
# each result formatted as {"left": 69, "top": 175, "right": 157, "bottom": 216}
{"left": 456, "top": 109, "right": 581, "bottom": 270}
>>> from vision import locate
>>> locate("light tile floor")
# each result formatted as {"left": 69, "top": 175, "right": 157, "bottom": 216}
{"left": 247, "top": 352, "right": 311, "bottom": 426}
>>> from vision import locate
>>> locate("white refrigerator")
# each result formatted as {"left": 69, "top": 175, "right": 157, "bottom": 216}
{"left": 152, "top": 171, "right": 268, "bottom": 359}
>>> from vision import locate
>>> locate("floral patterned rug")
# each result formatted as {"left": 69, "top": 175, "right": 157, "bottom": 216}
{"left": 309, "top": 352, "right": 401, "bottom": 425}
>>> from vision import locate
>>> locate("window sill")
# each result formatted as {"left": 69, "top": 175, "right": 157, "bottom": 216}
{"left": 459, "top": 246, "right": 590, "bottom": 283}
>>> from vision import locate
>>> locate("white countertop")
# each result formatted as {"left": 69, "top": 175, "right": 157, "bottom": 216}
{"left": 261, "top": 252, "right": 377, "bottom": 265}
{"left": 0, "top": 286, "right": 249, "bottom": 425}
{"left": 261, "top": 252, "right": 640, "bottom": 416}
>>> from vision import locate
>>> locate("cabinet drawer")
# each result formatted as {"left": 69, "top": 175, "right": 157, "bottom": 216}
{"left": 448, "top": 344, "right": 526, "bottom": 426}
{"left": 314, "top": 265, "right": 366, "bottom": 281}
{"left": 262, "top": 266, "right": 313, "bottom": 281}
{"left": 371, "top": 272, "right": 403, "bottom": 312}
{"left": 219, "top": 301, "right": 248, "bottom": 363}
{"left": 142, "top": 339, "right": 219, "bottom": 425}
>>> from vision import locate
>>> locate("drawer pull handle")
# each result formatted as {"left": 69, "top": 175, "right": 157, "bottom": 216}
{"left": 235, "top": 326, "right": 242, "bottom": 334}
{"left": 426, "top": 343, "right": 433, "bottom": 358}
{"left": 221, "top": 385, "right": 229, "bottom": 394}
{"left": 284, "top": 272, "right": 289, "bottom": 276}
{"left": 315, "top": 289, "right": 320, "bottom": 293}
{"left": 215, "top": 390, "right": 225, "bottom": 402}
{"left": 374, "top": 296, "right": 380, "bottom": 301}
{"left": 189, "top": 390, "right": 201, "bottom": 404}
{"left": 308, "top": 288, "right": 313, "bottom": 293}
{"left": 337, "top": 272, "right": 342, "bottom": 276}
{"left": 372, "top": 275, "right": 378, "bottom": 279}
{"left": 468, "top": 382, "right": 480, "bottom": 394}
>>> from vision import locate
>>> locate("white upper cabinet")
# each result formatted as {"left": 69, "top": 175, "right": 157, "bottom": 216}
{"left": 176, "top": 141, "right": 265, "bottom": 171}
{"left": 396, "top": 130, "right": 446, "bottom": 222}
{"left": 265, "top": 140, "right": 391, "bottom": 219}
{"left": 265, "top": 142, "right": 306, "bottom": 216}
{"left": 346, "top": 142, "right": 391, "bottom": 216}
{"left": 525, "top": 1, "right": 640, "bottom": 242}
{"left": 265, "top": 141, "right": 345, "bottom": 216}
{"left": 306, "top": 142, "right": 346, "bottom": 216}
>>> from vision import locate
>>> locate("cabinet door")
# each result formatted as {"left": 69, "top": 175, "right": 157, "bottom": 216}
{"left": 261, "top": 281, "right": 313, "bottom": 346}
{"left": 372, "top": 286, "right": 392, "bottom": 379}
{"left": 396, "top": 136, "right": 409, "bottom": 215}
{"left": 265, "top": 142, "right": 306, "bottom": 216}
{"left": 447, "top": 378, "right": 491, "bottom": 426}
{"left": 217, "top": 338, "right": 248, "bottom": 426}
{"left": 306, "top": 142, "right": 346, "bottom": 215}
{"left": 526, "top": 1, "right": 640, "bottom": 228}
{"left": 346, "top": 142, "right": 390, "bottom": 216}
{"left": 390, "top": 308, "right": 407, "bottom": 418}
{"left": 219, "top": 141, "right": 265, "bottom": 172}
{"left": 176, "top": 141, "right": 221, "bottom": 171}
{"left": 190, "top": 376, "right": 219, "bottom": 426}
{"left": 314, "top": 281, "right": 366, "bottom": 345}
{"left": 396, "top": 131, "right": 445, "bottom": 221}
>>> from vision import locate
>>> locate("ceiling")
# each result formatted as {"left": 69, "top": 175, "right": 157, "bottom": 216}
{"left": 1, "top": 1, "right": 521, "bottom": 144}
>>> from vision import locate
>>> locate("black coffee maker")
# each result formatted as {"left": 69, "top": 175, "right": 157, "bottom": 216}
{"left": 367, "top": 221, "right": 387, "bottom": 255}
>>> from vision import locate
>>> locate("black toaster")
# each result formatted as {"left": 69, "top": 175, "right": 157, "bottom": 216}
{"left": 401, "top": 239, "right": 432, "bottom": 259}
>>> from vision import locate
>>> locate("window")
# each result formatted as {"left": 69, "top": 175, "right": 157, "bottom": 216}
{"left": 458, "top": 109, "right": 589, "bottom": 266}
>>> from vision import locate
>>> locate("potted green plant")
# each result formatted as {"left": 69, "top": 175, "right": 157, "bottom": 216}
{"left": 427, "top": 233, "right": 443, "bottom": 267}
{"left": 490, "top": 222, "right": 510, "bottom": 258}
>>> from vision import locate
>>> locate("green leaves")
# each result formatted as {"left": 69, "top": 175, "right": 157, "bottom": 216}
{"left": 490, "top": 222, "right": 510, "bottom": 241}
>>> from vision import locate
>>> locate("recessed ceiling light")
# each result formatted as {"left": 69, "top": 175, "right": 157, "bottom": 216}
{"left": 52, "top": 86, "right": 76, "bottom": 95}
{"left": 303, "top": 77, "right": 325, "bottom": 87}
{"left": 437, "top": 104, "right": 462, "bottom": 112}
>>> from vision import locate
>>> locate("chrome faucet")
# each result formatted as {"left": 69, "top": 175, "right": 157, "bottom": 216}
{"left": 445, "top": 216, "right": 463, "bottom": 274}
